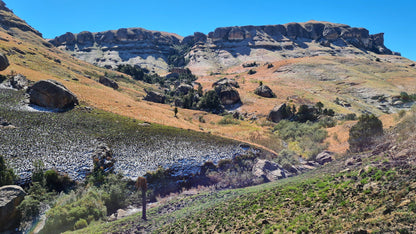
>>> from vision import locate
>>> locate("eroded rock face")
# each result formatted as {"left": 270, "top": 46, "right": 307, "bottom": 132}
{"left": 254, "top": 85, "right": 275, "bottom": 98}
{"left": 0, "top": 53, "right": 9, "bottom": 71}
{"left": 212, "top": 79, "right": 241, "bottom": 105}
{"left": 50, "top": 21, "right": 398, "bottom": 75}
{"left": 28, "top": 80, "right": 79, "bottom": 109}
{"left": 92, "top": 143, "right": 116, "bottom": 174}
{"left": 267, "top": 103, "right": 292, "bottom": 123}
{"left": 252, "top": 159, "right": 287, "bottom": 182}
{"left": 0, "top": 185, "right": 26, "bottom": 232}
{"left": 49, "top": 28, "right": 182, "bottom": 72}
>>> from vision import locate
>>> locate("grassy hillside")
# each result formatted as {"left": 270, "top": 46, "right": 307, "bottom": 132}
{"left": 70, "top": 108, "right": 416, "bottom": 233}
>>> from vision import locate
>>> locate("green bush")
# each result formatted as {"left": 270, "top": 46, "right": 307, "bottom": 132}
{"left": 18, "top": 195, "right": 41, "bottom": 222}
{"left": 42, "top": 188, "right": 107, "bottom": 234}
{"left": 273, "top": 120, "right": 328, "bottom": 160}
{"left": 348, "top": 114, "right": 383, "bottom": 152}
{"left": 198, "top": 90, "right": 222, "bottom": 112}
{"left": 44, "top": 169, "right": 72, "bottom": 192}
{"left": 0, "top": 155, "right": 15, "bottom": 186}
{"left": 218, "top": 115, "right": 239, "bottom": 125}
{"left": 74, "top": 218, "right": 88, "bottom": 230}
{"left": 102, "top": 174, "right": 128, "bottom": 214}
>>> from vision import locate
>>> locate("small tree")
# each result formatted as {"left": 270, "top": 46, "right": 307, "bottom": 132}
{"left": 174, "top": 107, "right": 178, "bottom": 117}
{"left": 136, "top": 177, "right": 147, "bottom": 220}
{"left": 32, "top": 160, "right": 45, "bottom": 185}
{"left": 0, "top": 155, "right": 15, "bottom": 186}
{"left": 348, "top": 114, "right": 383, "bottom": 152}
{"left": 259, "top": 81, "right": 263, "bottom": 86}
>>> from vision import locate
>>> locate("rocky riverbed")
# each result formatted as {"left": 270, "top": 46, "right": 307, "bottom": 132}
{"left": 0, "top": 88, "right": 254, "bottom": 182}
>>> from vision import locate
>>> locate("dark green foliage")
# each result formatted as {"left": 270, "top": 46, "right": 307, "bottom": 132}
{"left": 102, "top": 174, "right": 128, "bottom": 214}
{"left": 116, "top": 64, "right": 146, "bottom": 81}
{"left": 181, "top": 90, "right": 196, "bottom": 109}
{"left": 32, "top": 160, "right": 45, "bottom": 185}
{"left": 74, "top": 219, "right": 88, "bottom": 230}
{"left": 18, "top": 182, "right": 52, "bottom": 222}
{"left": 344, "top": 113, "right": 357, "bottom": 120}
{"left": 348, "top": 114, "right": 383, "bottom": 152}
{"left": 198, "top": 90, "right": 222, "bottom": 112}
{"left": 167, "top": 44, "right": 192, "bottom": 67}
{"left": 296, "top": 105, "right": 317, "bottom": 123}
{"left": 42, "top": 188, "right": 107, "bottom": 234}
{"left": 399, "top": 92, "right": 416, "bottom": 102}
{"left": 44, "top": 169, "right": 73, "bottom": 192}
{"left": 18, "top": 195, "right": 41, "bottom": 222}
{"left": 0, "top": 155, "right": 15, "bottom": 186}
{"left": 174, "top": 107, "right": 178, "bottom": 117}
{"left": 318, "top": 116, "right": 337, "bottom": 128}
{"left": 248, "top": 69, "right": 257, "bottom": 75}
{"left": 242, "top": 62, "right": 258, "bottom": 68}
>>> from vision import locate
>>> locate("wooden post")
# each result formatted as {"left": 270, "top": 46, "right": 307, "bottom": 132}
{"left": 135, "top": 177, "right": 147, "bottom": 220}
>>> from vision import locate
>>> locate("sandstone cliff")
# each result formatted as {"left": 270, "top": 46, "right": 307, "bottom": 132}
{"left": 49, "top": 28, "right": 183, "bottom": 73}
{"left": 50, "top": 20, "right": 399, "bottom": 75}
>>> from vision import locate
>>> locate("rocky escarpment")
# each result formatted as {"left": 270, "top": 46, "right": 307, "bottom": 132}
{"left": 49, "top": 28, "right": 182, "bottom": 73}
{"left": 50, "top": 21, "right": 399, "bottom": 75}
{"left": 0, "top": 1, "right": 42, "bottom": 37}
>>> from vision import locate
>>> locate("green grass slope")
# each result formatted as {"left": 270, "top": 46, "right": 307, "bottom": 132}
{"left": 70, "top": 109, "right": 416, "bottom": 233}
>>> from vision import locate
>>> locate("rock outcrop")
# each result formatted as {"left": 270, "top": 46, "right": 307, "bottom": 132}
{"left": 28, "top": 79, "right": 79, "bottom": 109}
{"left": 252, "top": 159, "right": 287, "bottom": 182}
{"left": 212, "top": 78, "right": 241, "bottom": 105}
{"left": 175, "top": 83, "right": 193, "bottom": 96}
{"left": 315, "top": 151, "right": 334, "bottom": 165}
{"left": 49, "top": 28, "right": 183, "bottom": 72}
{"left": 99, "top": 76, "right": 119, "bottom": 89}
{"left": 5, "top": 74, "right": 28, "bottom": 90}
{"left": 50, "top": 21, "right": 399, "bottom": 75}
{"left": 267, "top": 103, "right": 292, "bottom": 123}
{"left": 143, "top": 89, "right": 166, "bottom": 103}
{"left": 0, "top": 53, "right": 9, "bottom": 71}
{"left": 0, "top": 185, "right": 26, "bottom": 232}
{"left": 254, "top": 85, "right": 275, "bottom": 98}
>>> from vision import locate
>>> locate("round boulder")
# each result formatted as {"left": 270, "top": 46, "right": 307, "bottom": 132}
{"left": 0, "top": 185, "right": 26, "bottom": 232}
{"left": 28, "top": 79, "right": 79, "bottom": 109}
{"left": 0, "top": 53, "right": 9, "bottom": 71}
{"left": 254, "top": 85, "right": 275, "bottom": 98}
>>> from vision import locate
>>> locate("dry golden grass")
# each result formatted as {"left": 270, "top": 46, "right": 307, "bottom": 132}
{"left": 1, "top": 26, "right": 414, "bottom": 157}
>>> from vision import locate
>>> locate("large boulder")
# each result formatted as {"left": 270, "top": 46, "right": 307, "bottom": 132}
{"left": 252, "top": 159, "right": 287, "bottom": 182}
{"left": 143, "top": 89, "right": 166, "bottom": 103}
{"left": 0, "top": 185, "right": 26, "bottom": 232}
{"left": 99, "top": 76, "right": 119, "bottom": 89}
{"left": 175, "top": 83, "right": 193, "bottom": 96}
{"left": 267, "top": 103, "right": 292, "bottom": 123}
{"left": 0, "top": 53, "right": 9, "bottom": 71}
{"left": 28, "top": 80, "right": 79, "bottom": 109}
{"left": 254, "top": 85, "right": 275, "bottom": 98}
{"left": 212, "top": 78, "right": 241, "bottom": 105}
{"left": 315, "top": 151, "right": 334, "bottom": 165}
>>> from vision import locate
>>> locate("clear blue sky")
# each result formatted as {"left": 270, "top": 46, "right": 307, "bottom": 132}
{"left": 4, "top": 0, "right": 416, "bottom": 61}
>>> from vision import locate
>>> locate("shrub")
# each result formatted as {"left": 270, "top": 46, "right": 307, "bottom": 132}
{"left": 42, "top": 188, "right": 107, "bottom": 234}
{"left": 44, "top": 169, "right": 73, "bottom": 192}
{"left": 296, "top": 105, "right": 317, "bottom": 122}
{"left": 74, "top": 218, "right": 88, "bottom": 230}
{"left": 218, "top": 115, "right": 239, "bottom": 125}
{"left": 348, "top": 114, "right": 383, "bottom": 152}
{"left": 102, "top": 174, "right": 128, "bottom": 214}
{"left": 18, "top": 195, "right": 41, "bottom": 222}
{"left": 32, "top": 160, "right": 45, "bottom": 185}
{"left": 0, "top": 155, "right": 15, "bottom": 186}
{"left": 248, "top": 69, "right": 257, "bottom": 75}
{"left": 198, "top": 90, "right": 222, "bottom": 112}
{"left": 274, "top": 120, "right": 328, "bottom": 160}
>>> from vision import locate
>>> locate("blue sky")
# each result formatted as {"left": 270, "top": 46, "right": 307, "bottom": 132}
{"left": 4, "top": 0, "right": 416, "bottom": 61}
